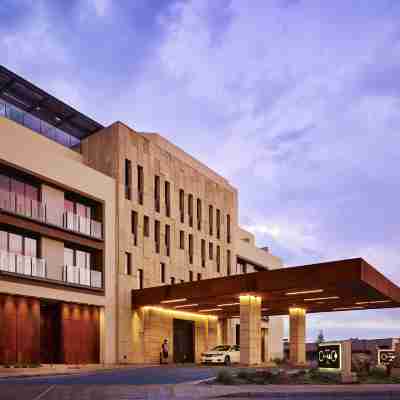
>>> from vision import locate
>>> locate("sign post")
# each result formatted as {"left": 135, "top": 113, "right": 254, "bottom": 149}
{"left": 318, "top": 340, "right": 353, "bottom": 382}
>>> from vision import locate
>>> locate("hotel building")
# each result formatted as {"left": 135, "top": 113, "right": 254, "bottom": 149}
{"left": 0, "top": 66, "right": 283, "bottom": 365}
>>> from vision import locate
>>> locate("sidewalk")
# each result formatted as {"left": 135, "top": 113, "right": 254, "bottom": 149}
{"left": 172, "top": 383, "right": 400, "bottom": 399}
{"left": 0, "top": 363, "right": 152, "bottom": 379}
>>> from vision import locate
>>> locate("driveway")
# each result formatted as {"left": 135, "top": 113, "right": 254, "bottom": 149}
{"left": 0, "top": 365, "right": 222, "bottom": 400}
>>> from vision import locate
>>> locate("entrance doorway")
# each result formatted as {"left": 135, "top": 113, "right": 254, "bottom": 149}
{"left": 173, "top": 319, "right": 194, "bottom": 363}
{"left": 40, "top": 301, "right": 61, "bottom": 364}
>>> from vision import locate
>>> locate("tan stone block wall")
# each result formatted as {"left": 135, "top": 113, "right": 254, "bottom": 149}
{"left": 240, "top": 296, "right": 261, "bottom": 365}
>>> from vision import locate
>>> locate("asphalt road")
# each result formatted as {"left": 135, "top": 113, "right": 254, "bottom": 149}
{"left": 0, "top": 365, "right": 221, "bottom": 400}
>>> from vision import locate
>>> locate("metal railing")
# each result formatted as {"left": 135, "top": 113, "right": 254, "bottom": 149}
{"left": 0, "top": 98, "right": 80, "bottom": 148}
{"left": 0, "top": 188, "right": 103, "bottom": 239}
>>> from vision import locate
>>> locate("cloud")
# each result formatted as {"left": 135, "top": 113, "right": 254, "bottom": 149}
{"left": 85, "top": 0, "right": 110, "bottom": 18}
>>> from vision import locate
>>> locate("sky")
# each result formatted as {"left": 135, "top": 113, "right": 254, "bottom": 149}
{"left": 1, "top": 0, "right": 400, "bottom": 342}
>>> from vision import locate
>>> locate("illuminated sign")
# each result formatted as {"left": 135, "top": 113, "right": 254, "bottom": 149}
{"left": 318, "top": 343, "right": 341, "bottom": 370}
{"left": 378, "top": 349, "right": 396, "bottom": 366}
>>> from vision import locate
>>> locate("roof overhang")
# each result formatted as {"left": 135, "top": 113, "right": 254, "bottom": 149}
{"left": 132, "top": 258, "right": 400, "bottom": 317}
{"left": 0, "top": 65, "right": 103, "bottom": 140}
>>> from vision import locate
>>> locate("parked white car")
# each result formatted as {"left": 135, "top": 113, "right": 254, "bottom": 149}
{"left": 201, "top": 345, "right": 240, "bottom": 365}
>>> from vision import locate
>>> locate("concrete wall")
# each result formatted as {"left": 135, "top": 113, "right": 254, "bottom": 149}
{"left": 0, "top": 117, "right": 117, "bottom": 364}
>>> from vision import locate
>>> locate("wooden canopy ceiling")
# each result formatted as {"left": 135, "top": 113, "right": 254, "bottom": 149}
{"left": 132, "top": 258, "right": 400, "bottom": 317}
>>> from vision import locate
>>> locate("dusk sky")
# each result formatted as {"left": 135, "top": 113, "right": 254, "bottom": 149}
{"left": 2, "top": 0, "right": 399, "bottom": 341}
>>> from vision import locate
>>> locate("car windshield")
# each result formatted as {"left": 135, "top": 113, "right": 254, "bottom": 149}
{"left": 211, "top": 345, "right": 231, "bottom": 351}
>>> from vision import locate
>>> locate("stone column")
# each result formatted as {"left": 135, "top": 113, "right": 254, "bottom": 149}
{"left": 289, "top": 307, "right": 306, "bottom": 365}
{"left": 240, "top": 295, "right": 261, "bottom": 365}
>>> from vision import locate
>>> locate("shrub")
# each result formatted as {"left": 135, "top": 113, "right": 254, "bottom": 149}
{"left": 216, "top": 369, "right": 235, "bottom": 385}
{"left": 237, "top": 369, "right": 252, "bottom": 380}
{"left": 369, "top": 367, "right": 387, "bottom": 379}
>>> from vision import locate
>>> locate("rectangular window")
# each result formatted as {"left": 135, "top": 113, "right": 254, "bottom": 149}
{"left": 143, "top": 215, "right": 150, "bottom": 237}
{"left": 160, "top": 262, "right": 165, "bottom": 283}
{"left": 125, "top": 159, "right": 132, "bottom": 200}
{"left": 201, "top": 239, "right": 206, "bottom": 268}
{"left": 170, "top": 277, "right": 175, "bottom": 285}
{"left": 197, "top": 198, "right": 202, "bottom": 231}
{"left": 125, "top": 252, "right": 132, "bottom": 275}
{"left": 216, "top": 245, "right": 221, "bottom": 273}
{"left": 64, "top": 247, "right": 74, "bottom": 266}
{"left": 165, "top": 181, "right": 171, "bottom": 217}
{"left": 188, "top": 194, "right": 193, "bottom": 227}
{"left": 209, "top": 205, "right": 213, "bottom": 236}
{"left": 179, "top": 230, "right": 185, "bottom": 250}
{"left": 189, "top": 270, "right": 193, "bottom": 282}
{"left": 227, "top": 249, "right": 231, "bottom": 276}
{"left": 165, "top": 224, "right": 170, "bottom": 257}
{"left": 216, "top": 209, "right": 221, "bottom": 239}
{"left": 131, "top": 211, "right": 138, "bottom": 246}
{"left": 197, "top": 273, "right": 202, "bottom": 281}
{"left": 209, "top": 242, "right": 213, "bottom": 260}
{"left": 227, "top": 214, "right": 231, "bottom": 243}
{"left": 155, "top": 220, "right": 160, "bottom": 253}
{"left": 189, "top": 234, "right": 193, "bottom": 264}
{"left": 138, "top": 268, "right": 143, "bottom": 289}
{"left": 137, "top": 165, "right": 144, "bottom": 205}
{"left": 154, "top": 175, "right": 160, "bottom": 212}
{"left": 179, "top": 189, "right": 185, "bottom": 223}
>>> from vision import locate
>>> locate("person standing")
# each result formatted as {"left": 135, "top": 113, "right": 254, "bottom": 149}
{"left": 161, "top": 339, "right": 169, "bottom": 364}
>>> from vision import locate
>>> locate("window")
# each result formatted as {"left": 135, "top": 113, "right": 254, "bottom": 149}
{"left": 165, "top": 224, "right": 171, "bottom": 256}
{"left": 227, "top": 249, "right": 231, "bottom": 276}
{"left": 154, "top": 220, "right": 160, "bottom": 253}
{"left": 216, "top": 245, "right": 221, "bottom": 273}
{"left": 180, "top": 279, "right": 184, "bottom": 283}
{"left": 154, "top": 175, "right": 160, "bottom": 212}
{"left": 143, "top": 215, "right": 150, "bottom": 237}
{"left": 179, "top": 230, "right": 185, "bottom": 250}
{"left": 201, "top": 239, "right": 206, "bottom": 267}
{"left": 165, "top": 181, "right": 171, "bottom": 217}
{"left": 125, "top": 252, "right": 132, "bottom": 275}
{"left": 188, "top": 234, "right": 193, "bottom": 264}
{"left": 209, "top": 205, "right": 213, "bottom": 236}
{"left": 160, "top": 262, "right": 165, "bottom": 283}
{"left": 137, "top": 165, "right": 144, "bottom": 205}
{"left": 197, "top": 273, "right": 202, "bottom": 281}
{"left": 209, "top": 242, "right": 213, "bottom": 260}
{"left": 170, "top": 277, "right": 175, "bottom": 285}
{"left": 138, "top": 268, "right": 144, "bottom": 289}
{"left": 227, "top": 214, "right": 231, "bottom": 243}
{"left": 189, "top": 270, "right": 193, "bottom": 282}
{"left": 64, "top": 247, "right": 91, "bottom": 269}
{"left": 216, "top": 209, "right": 221, "bottom": 239}
{"left": 179, "top": 189, "right": 185, "bottom": 223}
{"left": 188, "top": 194, "right": 193, "bottom": 227}
{"left": 197, "top": 198, "right": 202, "bottom": 231}
{"left": 131, "top": 211, "right": 138, "bottom": 246}
{"left": 125, "top": 159, "right": 132, "bottom": 200}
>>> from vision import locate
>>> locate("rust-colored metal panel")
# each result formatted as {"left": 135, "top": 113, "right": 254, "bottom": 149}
{"left": 60, "top": 302, "right": 100, "bottom": 364}
{"left": 0, "top": 295, "right": 17, "bottom": 364}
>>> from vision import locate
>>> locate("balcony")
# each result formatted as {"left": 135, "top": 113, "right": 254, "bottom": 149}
{"left": 63, "top": 265, "right": 102, "bottom": 288}
{"left": 0, "top": 188, "right": 102, "bottom": 240}
{"left": 0, "top": 250, "right": 102, "bottom": 290}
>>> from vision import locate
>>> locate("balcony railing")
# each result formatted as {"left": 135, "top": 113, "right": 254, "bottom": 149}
{"left": 62, "top": 265, "right": 102, "bottom": 288}
{"left": 0, "top": 98, "right": 80, "bottom": 148}
{"left": 0, "top": 249, "right": 102, "bottom": 289}
{"left": 0, "top": 250, "right": 46, "bottom": 278}
{"left": 0, "top": 188, "right": 103, "bottom": 239}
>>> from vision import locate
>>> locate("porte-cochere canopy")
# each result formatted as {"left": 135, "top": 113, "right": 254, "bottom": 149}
{"left": 132, "top": 258, "right": 400, "bottom": 317}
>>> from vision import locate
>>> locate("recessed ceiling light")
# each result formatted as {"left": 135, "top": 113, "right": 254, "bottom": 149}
{"left": 304, "top": 296, "right": 340, "bottom": 302}
{"left": 174, "top": 303, "right": 198, "bottom": 309}
{"left": 286, "top": 289, "right": 324, "bottom": 296}
{"left": 160, "top": 298, "right": 187, "bottom": 304}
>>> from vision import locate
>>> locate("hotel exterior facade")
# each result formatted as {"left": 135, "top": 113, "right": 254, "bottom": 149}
{"left": 0, "top": 66, "right": 283, "bottom": 365}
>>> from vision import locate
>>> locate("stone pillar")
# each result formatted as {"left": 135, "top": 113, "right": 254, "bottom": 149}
{"left": 289, "top": 307, "right": 306, "bottom": 365}
{"left": 240, "top": 295, "right": 261, "bottom": 365}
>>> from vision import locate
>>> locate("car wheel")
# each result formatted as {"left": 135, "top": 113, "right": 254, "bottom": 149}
{"left": 224, "top": 355, "right": 231, "bottom": 366}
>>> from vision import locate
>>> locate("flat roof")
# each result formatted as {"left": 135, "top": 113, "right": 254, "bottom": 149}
{"left": 132, "top": 258, "right": 400, "bottom": 317}
{"left": 0, "top": 65, "right": 103, "bottom": 140}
